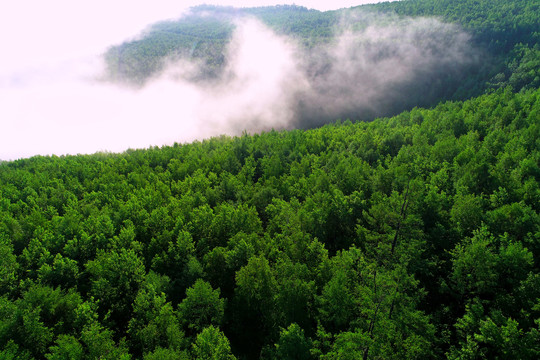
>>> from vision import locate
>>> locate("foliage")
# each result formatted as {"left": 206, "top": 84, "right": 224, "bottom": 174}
{"left": 1, "top": 0, "right": 540, "bottom": 357}
{"left": 0, "top": 85, "right": 538, "bottom": 358}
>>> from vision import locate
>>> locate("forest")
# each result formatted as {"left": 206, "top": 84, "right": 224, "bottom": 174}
{"left": 1, "top": 0, "right": 540, "bottom": 359}
{"left": 105, "top": 0, "right": 539, "bottom": 103}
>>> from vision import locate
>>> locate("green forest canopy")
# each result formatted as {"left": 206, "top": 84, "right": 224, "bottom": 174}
{"left": 2, "top": 86, "right": 539, "bottom": 359}
{"left": 1, "top": 0, "right": 540, "bottom": 359}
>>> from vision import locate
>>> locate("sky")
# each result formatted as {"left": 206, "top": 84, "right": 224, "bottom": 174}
{"left": 0, "top": 1, "right": 392, "bottom": 160}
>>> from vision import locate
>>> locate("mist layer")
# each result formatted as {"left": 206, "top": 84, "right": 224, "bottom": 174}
{"left": 0, "top": 12, "right": 479, "bottom": 160}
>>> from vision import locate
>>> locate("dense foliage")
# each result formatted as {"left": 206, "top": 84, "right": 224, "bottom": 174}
{"left": 1, "top": 86, "right": 539, "bottom": 359}
{"left": 2, "top": 0, "right": 540, "bottom": 358}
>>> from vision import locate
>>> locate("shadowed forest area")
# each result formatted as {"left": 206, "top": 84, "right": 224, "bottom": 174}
{"left": 1, "top": 0, "right": 540, "bottom": 359}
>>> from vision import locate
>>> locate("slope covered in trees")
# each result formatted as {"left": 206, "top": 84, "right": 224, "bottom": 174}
{"left": 371, "top": 0, "right": 540, "bottom": 96}
{"left": 2, "top": 0, "right": 540, "bottom": 358}
{"left": 104, "top": 5, "right": 335, "bottom": 84}
{"left": 105, "top": 0, "right": 539, "bottom": 107}
{"left": 1, "top": 86, "right": 539, "bottom": 359}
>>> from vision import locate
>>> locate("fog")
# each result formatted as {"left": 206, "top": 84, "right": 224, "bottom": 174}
{"left": 99, "top": 13, "right": 478, "bottom": 138}
{"left": 293, "top": 14, "right": 479, "bottom": 126}
{"left": 0, "top": 3, "right": 478, "bottom": 160}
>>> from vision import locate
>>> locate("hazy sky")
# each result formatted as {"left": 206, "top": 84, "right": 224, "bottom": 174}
{"left": 0, "top": 1, "right": 391, "bottom": 160}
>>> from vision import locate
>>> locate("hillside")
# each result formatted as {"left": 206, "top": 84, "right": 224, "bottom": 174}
{"left": 1, "top": 86, "right": 539, "bottom": 359}
{"left": 1, "top": 0, "right": 540, "bottom": 359}
{"left": 105, "top": 0, "right": 539, "bottom": 114}
{"left": 104, "top": 5, "right": 335, "bottom": 84}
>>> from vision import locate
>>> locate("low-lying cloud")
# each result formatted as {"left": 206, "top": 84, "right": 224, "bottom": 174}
{"left": 136, "top": 13, "right": 479, "bottom": 132}
{"left": 0, "top": 11, "right": 479, "bottom": 160}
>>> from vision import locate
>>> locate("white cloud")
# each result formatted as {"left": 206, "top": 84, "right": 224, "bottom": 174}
{"left": 2, "top": 1, "right": 425, "bottom": 160}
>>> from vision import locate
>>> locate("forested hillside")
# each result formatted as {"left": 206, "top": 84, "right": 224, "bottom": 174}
{"left": 2, "top": 0, "right": 540, "bottom": 359}
{"left": 104, "top": 5, "right": 335, "bottom": 84}
{"left": 1, "top": 86, "right": 539, "bottom": 359}
{"left": 371, "top": 0, "right": 540, "bottom": 95}
{"left": 105, "top": 0, "right": 539, "bottom": 108}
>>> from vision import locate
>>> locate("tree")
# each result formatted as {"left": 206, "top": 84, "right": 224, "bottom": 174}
{"left": 151, "top": 230, "right": 203, "bottom": 303}
{"left": 274, "top": 323, "right": 313, "bottom": 360}
{"left": 143, "top": 347, "right": 190, "bottom": 360}
{"left": 449, "top": 304, "right": 540, "bottom": 360}
{"left": 275, "top": 260, "right": 316, "bottom": 331}
{"left": 449, "top": 226, "right": 533, "bottom": 302}
{"left": 46, "top": 335, "right": 83, "bottom": 360}
{"left": 80, "top": 322, "right": 132, "bottom": 360}
{"left": 177, "top": 279, "right": 225, "bottom": 336}
{"left": 86, "top": 248, "right": 146, "bottom": 333}
{"left": 0, "top": 235, "right": 18, "bottom": 295}
{"left": 233, "top": 255, "right": 278, "bottom": 357}
{"left": 128, "top": 282, "right": 184, "bottom": 356}
{"left": 192, "top": 326, "right": 237, "bottom": 360}
{"left": 322, "top": 331, "right": 369, "bottom": 360}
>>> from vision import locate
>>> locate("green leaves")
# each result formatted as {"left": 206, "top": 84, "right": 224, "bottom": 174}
{"left": 274, "top": 324, "right": 313, "bottom": 360}
{"left": 192, "top": 326, "right": 236, "bottom": 360}
{"left": 450, "top": 306, "right": 540, "bottom": 359}
{"left": 450, "top": 226, "right": 533, "bottom": 299}
{"left": 86, "top": 248, "right": 146, "bottom": 332}
{"left": 0, "top": 71, "right": 539, "bottom": 358}
{"left": 46, "top": 335, "right": 83, "bottom": 360}
{"left": 178, "top": 280, "right": 225, "bottom": 336}
{"left": 0, "top": 236, "right": 18, "bottom": 294}
{"left": 128, "top": 283, "right": 184, "bottom": 356}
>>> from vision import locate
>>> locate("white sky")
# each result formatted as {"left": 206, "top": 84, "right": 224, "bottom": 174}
{"left": 0, "top": 1, "right": 390, "bottom": 160}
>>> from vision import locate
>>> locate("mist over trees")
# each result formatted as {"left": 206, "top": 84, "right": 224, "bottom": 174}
{"left": 1, "top": 0, "right": 540, "bottom": 359}
{"left": 104, "top": 5, "right": 483, "bottom": 127}
{"left": 104, "top": 0, "right": 539, "bottom": 125}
